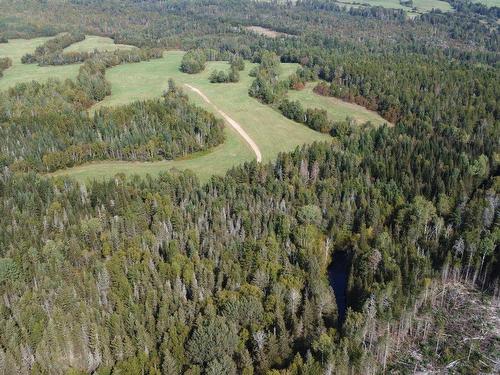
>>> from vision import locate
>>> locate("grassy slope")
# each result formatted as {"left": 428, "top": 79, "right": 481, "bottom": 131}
{"left": 64, "top": 35, "right": 136, "bottom": 53}
{"left": 58, "top": 51, "right": 330, "bottom": 182}
{"left": 287, "top": 83, "right": 389, "bottom": 127}
{"left": 0, "top": 36, "right": 81, "bottom": 90}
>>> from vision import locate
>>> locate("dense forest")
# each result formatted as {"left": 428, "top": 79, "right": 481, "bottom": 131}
{"left": 0, "top": 0, "right": 498, "bottom": 374}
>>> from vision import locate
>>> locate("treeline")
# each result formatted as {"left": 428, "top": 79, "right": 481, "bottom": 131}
{"left": 248, "top": 52, "right": 361, "bottom": 135}
{"left": 21, "top": 32, "right": 85, "bottom": 65}
{"left": 180, "top": 48, "right": 245, "bottom": 75}
{"left": 279, "top": 99, "right": 349, "bottom": 135}
{"left": 249, "top": 51, "right": 288, "bottom": 104}
{"left": 279, "top": 47, "right": 499, "bottom": 135}
{"left": 1, "top": 0, "right": 498, "bottom": 60}
{"left": 0, "top": 80, "right": 224, "bottom": 172}
{"left": 445, "top": 0, "right": 500, "bottom": 18}
{"left": 209, "top": 55, "right": 244, "bottom": 83}
{"left": 21, "top": 33, "right": 163, "bottom": 66}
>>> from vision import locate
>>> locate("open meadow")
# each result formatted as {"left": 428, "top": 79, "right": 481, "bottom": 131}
{"left": 63, "top": 35, "right": 136, "bottom": 53}
{"left": 0, "top": 36, "right": 81, "bottom": 90}
{"left": 471, "top": 0, "right": 500, "bottom": 6}
{"left": 334, "top": 0, "right": 452, "bottom": 15}
{"left": 287, "top": 83, "right": 389, "bottom": 127}
{"left": 1, "top": 37, "right": 390, "bottom": 184}
{"left": 61, "top": 51, "right": 331, "bottom": 182}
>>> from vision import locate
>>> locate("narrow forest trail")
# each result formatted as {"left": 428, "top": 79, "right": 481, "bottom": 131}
{"left": 184, "top": 83, "right": 262, "bottom": 162}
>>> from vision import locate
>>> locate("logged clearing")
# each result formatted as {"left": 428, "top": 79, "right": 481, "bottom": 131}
{"left": 0, "top": 36, "right": 81, "bottom": 90}
{"left": 245, "top": 26, "right": 292, "bottom": 38}
{"left": 64, "top": 35, "right": 136, "bottom": 53}
{"left": 287, "top": 83, "right": 390, "bottom": 127}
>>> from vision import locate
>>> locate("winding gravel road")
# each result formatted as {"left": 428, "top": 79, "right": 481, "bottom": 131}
{"left": 184, "top": 84, "right": 262, "bottom": 162}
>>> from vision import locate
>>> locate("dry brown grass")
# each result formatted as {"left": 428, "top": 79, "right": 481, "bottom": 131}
{"left": 245, "top": 26, "right": 291, "bottom": 38}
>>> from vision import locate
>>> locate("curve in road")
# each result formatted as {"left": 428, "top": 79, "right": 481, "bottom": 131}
{"left": 184, "top": 84, "right": 262, "bottom": 162}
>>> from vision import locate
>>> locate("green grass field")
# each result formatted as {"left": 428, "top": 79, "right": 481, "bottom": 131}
{"left": 50, "top": 129, "right": 255, "bottom": 183}
{"left": 64, "top": 35, "right": 136, "bottom": 53}
{"left": 59, "top": 51, "right": 331, "bottom": 182}
{"left": 334, "top": 0, "right": 452, "bottom": 14}
{"left": 1, "top": 35, "right": 385, "bottom": 184}
{"left": 0, "top": 36, "right": 81, "bottom": 91}
{"left": 471, "top": 0, "right": 500, "bottom": 6}
{"left": 287, "top": 83, "right": 389, "bottom": 127}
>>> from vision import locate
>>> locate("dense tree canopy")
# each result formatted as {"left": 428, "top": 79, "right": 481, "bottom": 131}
{"left": 0, "top": 0, "right": 498, "bottom": 374}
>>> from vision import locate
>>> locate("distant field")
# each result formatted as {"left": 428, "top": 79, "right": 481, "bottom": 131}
{"left": 471, "top": 0, "right": 500, "bottom": 6}
{"left": 60, "top": 51, "right": 330, "bottom": 182}
{"left": 287, "top": 83, "right": 389, "bottom": 127}
{"left": 64, "top": 35, "right": 136, "bottom": 53}
{"left": 245, "top": 26, "right": 292, "bottom": 38}
{"left": 0, "top": 36, "right": 81, "bottom": 90}
{"left": 334, "top": 0, "right": 452, "bottom": 14}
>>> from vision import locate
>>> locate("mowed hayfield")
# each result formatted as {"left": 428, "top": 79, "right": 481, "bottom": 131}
{"left": 287, "top": 83, "right": 389, "bottom": 127}
{"left": 0, "top": 36, "right": 81, "bottom": 90}
{"left": 58, "top": 51, "right": 331, "bottom": 182}
{"left": 64, "top": 35, "right": 136, "bottom": 53}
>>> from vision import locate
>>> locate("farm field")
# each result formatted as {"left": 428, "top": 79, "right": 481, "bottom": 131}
{"left": 287, "top": 83, "right": 389, "bottom": 127}
{"left": 471, "top": 0, "right": 500, "bottom": 6}
{"left": 334, "top": 0, "right": 452, "bottom": 14}
{"left": 64, "top": 35, "right": 136, "bottom": 53}
{"left": 59, "top": 51, "right": 331, "bottom": 182}
{"left": 0, "top": 36, "right": 81, "bottom": 90}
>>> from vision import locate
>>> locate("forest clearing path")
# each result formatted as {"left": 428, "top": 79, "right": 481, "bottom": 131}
{"left": 184, "top": 84, "right": 262, "bottom": 162}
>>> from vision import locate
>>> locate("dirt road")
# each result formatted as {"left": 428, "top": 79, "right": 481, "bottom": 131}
{"left": 184, "top": 84, "right": 262, "bottom": 162}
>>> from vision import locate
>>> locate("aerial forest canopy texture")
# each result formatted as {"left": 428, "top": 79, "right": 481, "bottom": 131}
{"left": 0, "top": 0, "right": 499, "bottom": 374}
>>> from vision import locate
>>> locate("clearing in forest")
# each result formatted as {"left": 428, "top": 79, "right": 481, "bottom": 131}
{"left": 63, "top": 35, "right": 136, "bottom": 53}
{"left": 0, "top": 36, "right": 80, "bottom": 90}
{"left": 334, "top": 0, "right": 452, "bottom": 15}
{"left": 54, "top": 51, "right": 391, "bottom": 183}
{"left": 244, "top": 26, "right": 292, "bottom": 38}
{"left": 287, "top": 83, "right": 389, "bottom": 127}
{"left": 470, "top": 0, "right": 500, "bottom": 6}
{"left": 1, "top": 38, "right": 387, "bottom": 183}
{"left": 184, "top": 83, "right": 263, "bottom": 162}
{"left": 63, "top": 51, "right": 329, "bottom": 182}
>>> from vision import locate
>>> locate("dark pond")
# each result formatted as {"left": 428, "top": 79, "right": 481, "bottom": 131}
{"left": 328, "top": 251, "right": 349, "bottom": 326}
